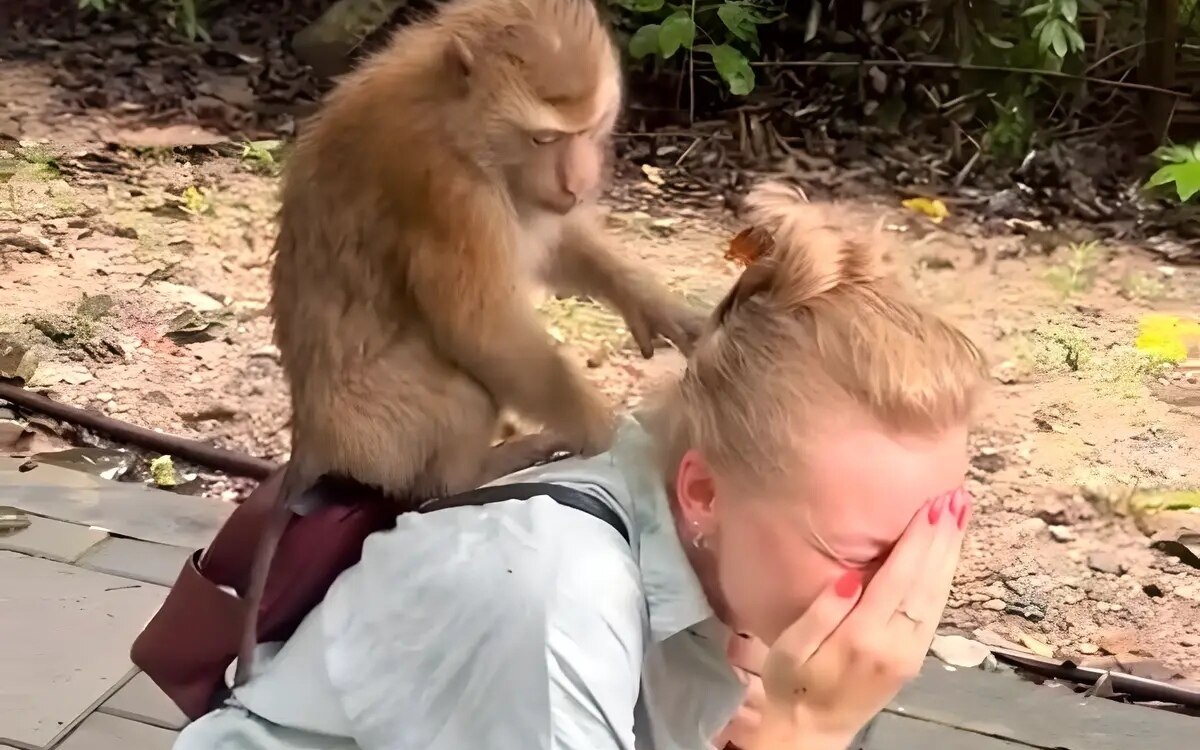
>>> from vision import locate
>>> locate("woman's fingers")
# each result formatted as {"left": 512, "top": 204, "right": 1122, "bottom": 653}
{"left": 765, "top": 569, "right": 863, "bottom": 682}
{"left": 727, "top": 633, "right": 769, "bottom": 677}
{"left": 847, "top": 496, "right": 942, "bottom": 625}
{"left": 901, "top": 491, "right": 973, "bottom": 644}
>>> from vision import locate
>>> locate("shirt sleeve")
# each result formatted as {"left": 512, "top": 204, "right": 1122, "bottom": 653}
{"left": 317, "top": 496, "right": 646, "bottom": 750}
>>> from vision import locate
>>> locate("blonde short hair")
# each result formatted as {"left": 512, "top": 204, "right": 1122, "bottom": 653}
{"left": 648, "top": 181, "right": 987, "bottom": 484}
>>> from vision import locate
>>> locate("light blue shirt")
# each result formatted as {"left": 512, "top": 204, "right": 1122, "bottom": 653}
{"left": 174, "top": 416, "right": 745, "bottom": 750}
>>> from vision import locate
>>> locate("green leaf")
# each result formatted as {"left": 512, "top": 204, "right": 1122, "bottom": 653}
{"left": 717, "top": 3, "right": 764, "bottom": 45}
{"left": 1035, "top": 18, "right": 1054, "bottom": 52}
{"left": 1154, "top": 143, "right": 1199, "bottom": 164}
{"left": 1172, "top": 163, "right": 1200, "bottom": 202}
{"left": 984, "top": 32, "right": 1015, "bottom": 49}
{"left": 658, "top": 10, "right": 696, "bottom": 59}
{"left": 1022, "top": 2, "right": 1051, "bottom": 18}
{"left": 1050, "top": 20, "right": 1069, "bottom": 57}
{"left": 699, "top": 43, "right": 755, "bottom": 95}
{"left": 1146, "top": 161, "right": 1200, "bottom": 202}
{"left": 615, "top": 0, "right": 665, "bottom": 12}
{"left": 1060, "top": 0, "right": 1078, "bottom": 23}
{"left": 628, "top": 24, "right": 661, "bottom": 59}
{"left": 804, "top": 0, "right": 821, "bottom": 42}
{"left": 1064, "top": 23, "right": 1085, "bottom": 53}
{"left": 1146, "top": 165, "right": 1177, "bottom": 188}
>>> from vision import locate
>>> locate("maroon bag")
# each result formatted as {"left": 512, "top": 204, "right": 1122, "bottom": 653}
{"left": 130, "top": 469, "right": 398, "bottom": 719}
{"left": 130, "top": 467, "right": 627, "bottom": 721}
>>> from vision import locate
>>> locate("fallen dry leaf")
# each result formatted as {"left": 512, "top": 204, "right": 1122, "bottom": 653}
{"left": 1018, "top": 633, "right": 1056, "bottom": 658}
{"left": 725, "top": 226, "right": 775, "bottom": 268}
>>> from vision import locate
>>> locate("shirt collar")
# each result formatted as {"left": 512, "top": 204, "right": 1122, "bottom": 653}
{"left": 608, "top": 415, "right": 715, "bottom": 643}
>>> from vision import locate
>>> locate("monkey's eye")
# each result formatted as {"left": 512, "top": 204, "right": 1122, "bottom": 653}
{"left": 530, "top": 130, "right": 563, "bottom": 146}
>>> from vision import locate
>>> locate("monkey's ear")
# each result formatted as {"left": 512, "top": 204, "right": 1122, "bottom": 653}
{"left": 443, "top": 34, "right": 475, "bottom": 90}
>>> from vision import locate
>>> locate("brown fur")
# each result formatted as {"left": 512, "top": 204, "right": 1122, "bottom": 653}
{"left": 238, "top": 0, "right": 705, "bottom": 684}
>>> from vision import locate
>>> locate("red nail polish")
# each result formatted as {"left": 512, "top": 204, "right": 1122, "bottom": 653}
{"left": 835, "top": 570, "right": 862, "bottom": 598}
{"left": 957, "top": 496, "right": 972, "bottom": 529}
{"left": 928, "top": 496, "right": 944, "bottom": 524}
{"left": 947, "top": 489, "right": 962, "bottom": 517}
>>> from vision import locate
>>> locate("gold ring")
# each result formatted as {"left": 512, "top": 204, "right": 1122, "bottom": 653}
{"left": 899, "top": 609, "right": 922, "bottom": 625}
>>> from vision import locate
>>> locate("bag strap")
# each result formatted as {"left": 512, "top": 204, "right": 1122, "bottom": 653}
{"left": 418, "top": 481, "right": 630, "bottom": 545}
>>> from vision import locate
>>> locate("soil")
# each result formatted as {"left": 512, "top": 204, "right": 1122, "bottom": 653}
{"left": 1, "top": 15, "right": 1198, "bottom": 687}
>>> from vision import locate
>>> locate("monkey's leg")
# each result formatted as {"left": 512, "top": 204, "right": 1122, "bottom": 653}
{"left": 476, "top": 431, "right": 574, "bottom": 485}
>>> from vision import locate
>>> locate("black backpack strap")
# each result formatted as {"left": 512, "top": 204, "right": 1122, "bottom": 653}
{"left": 417, "top": 482, "right": 630, "bottom": 545}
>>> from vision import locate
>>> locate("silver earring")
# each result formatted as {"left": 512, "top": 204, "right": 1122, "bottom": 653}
{"left": 690, "top": 521, "right": 706, "bottom": 549}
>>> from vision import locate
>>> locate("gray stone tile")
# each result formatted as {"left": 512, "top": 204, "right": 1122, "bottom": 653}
{"left": 0, "top": 513, "right": 108, "bottom": 562}
{"left": 78, "top": 537, "right": 192, "bottom": 587}
{"left": 99, "top": 671, "right": 188, "bottom": 730}
{"left": 53, "top": 712, "right": 177, "bottom": 750}
{"left": 0, "top": 457, "right": 230, "bottom": 548}
{"left": 0, "top": 552, "right": 167, "bottom": 748}
{"left": 860, "top": 713, "right": 1022, "bottom": 749}
{"left": 889, "top": 657, "right": 1198, "bottom": 749}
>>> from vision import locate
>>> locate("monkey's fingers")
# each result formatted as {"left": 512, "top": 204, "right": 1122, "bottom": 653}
{"left": 627, "top": 314, "right": 656, "bottom": 359}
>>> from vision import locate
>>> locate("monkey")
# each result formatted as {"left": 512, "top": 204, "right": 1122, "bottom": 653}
{"left": 235, "top": 0, "right": 707, "bottom": 685}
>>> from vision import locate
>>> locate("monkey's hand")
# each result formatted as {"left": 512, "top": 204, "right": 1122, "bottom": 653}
{"left": 624, "top": 295, "right": 709, "bottom": 359}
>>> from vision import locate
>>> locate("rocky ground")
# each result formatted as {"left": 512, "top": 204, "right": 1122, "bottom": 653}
{"left": 2, "top": 9, "right": 1198, "bottom": 690}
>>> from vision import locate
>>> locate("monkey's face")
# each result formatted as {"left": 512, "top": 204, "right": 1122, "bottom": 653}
{"left": 447, "top": 10, "right": 622, "bottom": 215}
{"left": 499, "top": 117, "right": 613, "bottom": 215}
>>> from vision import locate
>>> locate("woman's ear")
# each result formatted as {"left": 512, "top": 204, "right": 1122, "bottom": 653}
{"left": 675, "top": 448, "right": 718, "bottom": 535}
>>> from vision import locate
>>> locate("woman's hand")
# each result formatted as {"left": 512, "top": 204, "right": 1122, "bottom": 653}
{"left": 749, "top": 488, "right": 972, "bottom": 750}
{"left": 713, "top": 635, "right": 768, "bottom": 748}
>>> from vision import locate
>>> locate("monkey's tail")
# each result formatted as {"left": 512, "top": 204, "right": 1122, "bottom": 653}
{"left": 232, "top": 463, "right": 310, "bottom": 687}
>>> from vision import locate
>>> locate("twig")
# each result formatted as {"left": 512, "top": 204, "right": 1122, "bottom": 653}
{"left": 674, "top": 136, "right": 703, "bottom": 167}
{"left": 745, "top": 58, "right": 1186, "bottom": 97}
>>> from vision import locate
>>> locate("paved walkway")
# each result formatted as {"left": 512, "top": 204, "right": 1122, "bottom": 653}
{"left": 1, "top": 456, "right": 1196, "bottom": 749}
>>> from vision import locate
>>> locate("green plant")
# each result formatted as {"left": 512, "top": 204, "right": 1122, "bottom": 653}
{"left": 616, "top": 0, "right": 782, "bottom": 95}
{"left": 240, "top": 140, "right": 285, "bottom": 176}
{"left": 180, "top": 185, "right": 214, "bottom": 217}
{"left": 1145, "top": 142, "right": 1200, "bottom": 203}
{"left": 1044, "top": 240, "right": 1101, "bottom": 297}
{"left": 1119, "top": 271, "right": 1166, "bottom": 301}
{"left": 77, "top": 0, "right": 210, "bottom": 41}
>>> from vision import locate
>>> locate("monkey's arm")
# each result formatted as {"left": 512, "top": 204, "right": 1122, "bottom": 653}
{"left": 408, "top": 220, "right": 612, "bottom": 455}
{"left": 547, "top": 211, "right": 708, "bottom": 358}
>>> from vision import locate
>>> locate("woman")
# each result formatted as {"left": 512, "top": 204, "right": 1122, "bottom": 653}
{"left": 174, "top": 182, "right": 987, "bottom": 750}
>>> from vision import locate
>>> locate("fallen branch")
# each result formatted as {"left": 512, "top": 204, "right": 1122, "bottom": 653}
{"left": 746, "top": 58, "right": 1186, "bottom": 98}
{"left": 0, "top": 381, "right": 278, "bottom": 480}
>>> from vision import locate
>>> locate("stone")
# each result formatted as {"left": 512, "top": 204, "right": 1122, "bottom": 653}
{"left": 930, "top": 635, "right": 992, "bottom": 669}
{"left": 55, "top": 712, "right": 176, "bottom": 750}
{"left": 1077, "top": 643, "right": 1100, "bottom": 655}
{"left": 982, "top": 598, "right": 1008, "bottom": 611}
{"left": 862, "top": 712, "right": 1022, "bottom": 749}
{"left": 77, "top": 537, "right": 192, "bottom": 587}
{"left": 99, "top": 671, "right": 187, "bottom": 730}
{"left": 1048, "top": 525, "right": 1075, "bottom": 542}
{"left": 0, "top": 552, "right": 166, "bottom": 747}
{"left": 890, "top": 656, "right": 1197, "bottom": 749}
{"left": 1087, "top": 551, "right": 1128, "bottom": 576}
{"left": 1180, "top": 635, "right": 1200, "bottom": 648}
{"left": 0, "top": 514, "right": 108, "bottom": 562}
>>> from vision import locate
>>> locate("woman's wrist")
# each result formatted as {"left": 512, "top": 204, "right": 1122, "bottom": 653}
{"left": 742, "top": 701, "right": 853, "bottom": 750}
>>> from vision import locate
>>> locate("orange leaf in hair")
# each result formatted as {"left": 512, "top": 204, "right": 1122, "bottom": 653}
{"left": 725, "top": 226, "right": 775, "bottom": 268}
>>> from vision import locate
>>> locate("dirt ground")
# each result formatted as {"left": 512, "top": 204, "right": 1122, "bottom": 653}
{"left": 2, "top": 45, "right": 1199, "bottom": 687}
